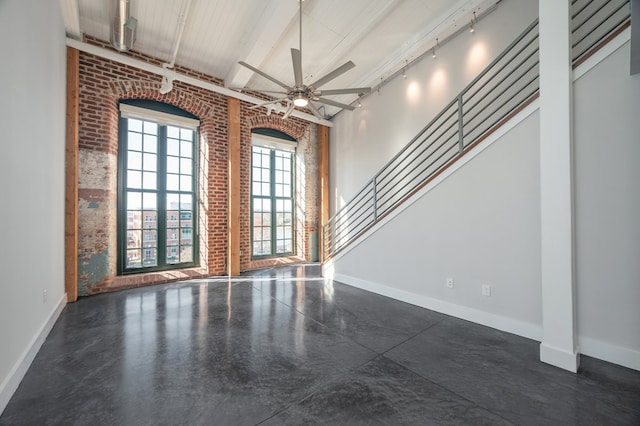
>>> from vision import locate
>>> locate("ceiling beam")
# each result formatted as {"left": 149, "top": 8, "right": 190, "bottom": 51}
{"left": 59, "top": 0, "right": 82, "bottom": 40}
{"left": 66, "top": 37, "right": 333, "bottom": 127}
{"left": 224, "top": 1, "right": 300, "bottom": 89}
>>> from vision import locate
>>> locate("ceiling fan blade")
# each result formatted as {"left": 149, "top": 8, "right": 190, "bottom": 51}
{"left": 282, "top": 103, "right": 296, "bottom": 119}
{"left": 229, "top": 88, "right": 288, "bottom": 95}
{"left": 310, "top": 61, "right": 356, "bottom": 89}
{"left": 238, "top": 61, "right": 291, "bottom": 90}
{"left": 306, "top": 102, "right": 325, "bottom": 121}
{"left": 291, "top": 48, "right": 303, "bottom": 87}
{"left": 316, "top": 97, "right": 356, "bottom": 111}
{"left": 249, "top": 97, "right": 289, "bottom": 110}
{"left": 319, "top": 87, "right": 371, "bottom": 96}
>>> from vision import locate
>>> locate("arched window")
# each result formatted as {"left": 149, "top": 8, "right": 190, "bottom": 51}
{"left": 117, "top": 99, "right": 199, "bottom": 274}
{"left": 251, "top": 129, "right": 296, "bottom": 258}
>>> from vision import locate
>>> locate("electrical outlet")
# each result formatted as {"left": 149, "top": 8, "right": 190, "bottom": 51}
{"left": 446, "top": 278, "right": 454, "bottom": 289}
{"left": 481, "top": 284, "right": 491, "bottom": 297}
{"left": 43, "top": 289, "right": 48, "bottom": 303}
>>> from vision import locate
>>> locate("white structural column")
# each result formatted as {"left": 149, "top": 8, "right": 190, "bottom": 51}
{"left": 538, "top": 0, "right": 579, "bottom": 372}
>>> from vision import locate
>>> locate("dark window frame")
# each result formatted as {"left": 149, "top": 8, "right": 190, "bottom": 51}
{"left": 117, "top": 100, "right": 199, "bottom": 275}
{"left": 250, "top": 131, "right": 296, "bottom": 260}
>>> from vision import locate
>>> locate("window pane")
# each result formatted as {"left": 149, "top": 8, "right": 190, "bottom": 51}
{"left": 127, "top": 230, "right": 141, "bottom": 248}
{"left": 128, "top": 151, "right": 142, "bottom": 170}
{"left": 180, "top": 128, "right": 193, "bottom": 139}
{"left": 127, "top": 170, "right": 142, "bottom": 189}
{"left": 128, "top": 132, "right": 142, "bottom": 151}
{"left": 144, "top": 121, "right": 158, "bottom": 135}
{"left": 166, "top": 194, "right": 180, "bottom": 209}
{"left": 167, "top": 126, "right": 180, "bottom": 139}
{"left": 167, "top": 139, "right": 180, "bottom": 156}
{"left": 167, "top": 247, "right": 179, "bottom": 264}
{"left": 143, "top": 230, "right": 157, "bottom": 242}
{"left": 127, "top": 249, "right": 142, "bottom": 268}
{"left": 180, "top": 175, "right": 192, "bottom": 191}
{"left": 142, "top": 172, "right": 156, "bottom": 190}
{"left": 180, "top": 158, "right": 192, "bottom": 175}
{"left": 127, "top": 192, "right": 142, "bottom": 210}
{"left": 143, "top": 193, "right": 156, "bottom": 210}
{"left": 144, "top": 134, "right": 157, "bottom": 153}
{"left": 167, "top": 156, "right": 179, "bottom": 173}
{"left": 166, "top": 227, "right": 178, "bottom": 241}
{"left": 181, "top": 227, "right": 192, "bottom": 244}
{"left": 181, "top": 141, "right": 192, "bottom": 158}
{"left": 167, "top": 174, "right": 179, "bottom": 191}
{"left": 142, "top": 248, "right": 157, "bottom": 266}
{"left": 143, "top": 153, "right": 157, "bottom": 172}
{"left": 180, "top": 194, "right": 192, "bottom": 209}
{"left": 262, "top": 183, "right": 270, "bottom": 196}
{"left": 128, "top": 119, "right": 142, "bottom": 132}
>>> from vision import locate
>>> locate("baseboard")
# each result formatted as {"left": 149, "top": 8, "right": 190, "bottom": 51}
{"left": 578, "top": 336, "right": 640, "bottom": 372}
{"left": 0, "top": 293, "right": 67, "bottom": 415}
{"left": 540, "top": 342, "right": 580, "bottom": 372}
{"left": 330, "top": 271, "right": 542, "bottom": 342}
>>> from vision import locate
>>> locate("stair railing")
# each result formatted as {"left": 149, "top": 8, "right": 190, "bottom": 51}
{"left": 323, "top": 0, "right": 630, "bottom": 261}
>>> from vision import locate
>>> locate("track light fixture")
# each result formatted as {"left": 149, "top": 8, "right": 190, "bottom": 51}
{"left": 357, "top": 97, "right": 362, "bottom": 108}
{"left": 432, "top": 38, "right": 439, "bottom": 59}
{"left": 470, "top": 11, "right": 477, "bottom": 33}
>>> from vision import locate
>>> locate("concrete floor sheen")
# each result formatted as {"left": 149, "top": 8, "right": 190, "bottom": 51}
{"left": 1, "top": 265, "right": 639, "bottom": 425}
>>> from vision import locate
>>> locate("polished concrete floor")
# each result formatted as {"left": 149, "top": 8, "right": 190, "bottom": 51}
{"left": 2, "top": 264, "right": 639, "bottom": 425}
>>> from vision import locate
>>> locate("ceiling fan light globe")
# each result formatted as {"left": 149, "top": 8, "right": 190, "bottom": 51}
{"left": 293, "top": 96, "right": 308, "bottom": 107}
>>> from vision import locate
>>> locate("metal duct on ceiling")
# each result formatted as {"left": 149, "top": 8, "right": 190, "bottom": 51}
{"left": 111, "top": 0, "right": 137, "bottom": 52}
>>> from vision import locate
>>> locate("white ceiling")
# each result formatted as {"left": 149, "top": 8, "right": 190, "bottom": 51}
{"left": 61, "top": 0, "right": 499, "bottom": 117}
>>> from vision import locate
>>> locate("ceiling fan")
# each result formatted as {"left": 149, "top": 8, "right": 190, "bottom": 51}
{"left": 238, "top": 0, "right": 371, "bottom": 120}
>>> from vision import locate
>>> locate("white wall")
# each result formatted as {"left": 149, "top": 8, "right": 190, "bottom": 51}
{"left": 329, "top": 110, "right": 542, "bottom": 339}
{"left": 329, "top": 0, "right": 538, "bottom": 211}
{"left": 0, "top": 0, "right": 67, "bottom": 412}
{"left": 327, "top": 2, "right": 639, "bottom": 370}
{"left": 574, "top": 39, "right": 640, "bottom": 367}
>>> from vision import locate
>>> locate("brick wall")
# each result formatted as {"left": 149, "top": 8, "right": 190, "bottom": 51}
{"left": 77, "top": 40, "right": 319, "bottom": 295}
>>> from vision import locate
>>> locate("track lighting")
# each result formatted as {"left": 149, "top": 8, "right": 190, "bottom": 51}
{"left": 432, "top": 38, "right": 439, "bottom": 59}
{"left": 469, "top": 11, "right": 477, "bottom": 33}
{"left": 357, "top": 97, "right": 362, "bottom": 108}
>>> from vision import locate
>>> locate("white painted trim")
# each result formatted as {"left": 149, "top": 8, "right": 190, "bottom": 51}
{"left": 540, "top": 342, "right": 580, "bottom": 373}
{"left": 65, "top": 38, "right": 333, "bottom": 128}
{"left": 328, "top": 98, "right": 540, "bottom": 265}
{"left": 119, "top": 103, "right": 200, "bottom": 129}
{"left": 573, "top": 27, "right": 631, "bottom": 81}
{"left": 578, "top": 337, "right": 640, "bottom": 372}
{"left": 329, "top": 271, "right": 543, "bottom": 342}
{"left": 0, "top": 293, "right": 67, "bottom": 415}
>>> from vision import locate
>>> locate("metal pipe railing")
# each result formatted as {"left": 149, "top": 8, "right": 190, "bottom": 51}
{"left": 323, "top": 0, "right": 630, "bottom": 261}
